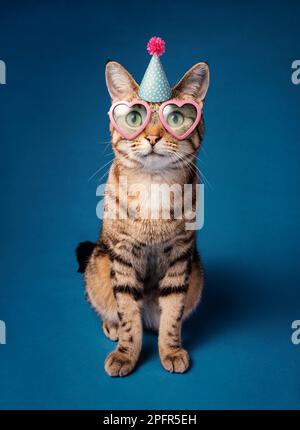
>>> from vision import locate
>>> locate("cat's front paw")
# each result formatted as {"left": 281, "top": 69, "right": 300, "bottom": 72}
{"left": 160, "top": 348, "right": 190, "bottom": 373}
{"left": 104, "top": 350, "right": 136, "bottom": 377}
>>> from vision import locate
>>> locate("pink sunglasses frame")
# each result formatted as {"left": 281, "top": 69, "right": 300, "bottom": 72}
{"left": 108, "top": 99, "right": 202, "bottom": 141}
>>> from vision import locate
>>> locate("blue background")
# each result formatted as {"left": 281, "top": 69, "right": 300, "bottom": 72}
{"left": 0, "top": 0, "right": 299, "bottom": 409}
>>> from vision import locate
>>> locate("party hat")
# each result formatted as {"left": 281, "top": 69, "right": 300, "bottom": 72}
{"left": 138, "top": 37, "right": 172, "bottom": 103}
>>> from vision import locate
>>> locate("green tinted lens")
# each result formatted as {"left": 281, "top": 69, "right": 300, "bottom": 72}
{"left": 113, "top": 104, "right": 147, "bottom": 137}
{"left": 167, "top": 111, "right": 184, "bottom": 127}
{"left": 126, "top": 110, "right": 143, "bottom": 127}
{"left": 163, "top": 104, "right": 197, "bottom": 135}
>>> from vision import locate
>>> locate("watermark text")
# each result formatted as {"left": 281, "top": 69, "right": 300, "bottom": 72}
{"left": 0, "top": 320, "right": 6, "bottom": 345}
{"left": 291, "top": 320, "right": 300, "bottom": 345}
{"left": 96, "top": 178, "right": 204, "bottom": 231}
{"left": 291, "top": 60, "right": 300, "bottom": 85}
{"left": 0, "top": 60, "right": 6, "bottom": 85}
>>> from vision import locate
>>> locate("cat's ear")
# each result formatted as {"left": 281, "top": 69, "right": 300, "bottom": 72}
{"left": 173, "top": 62, "right": 210, "bottom": 102}
{"left": 105, "top": 61, "right": 139, "bottom": 101}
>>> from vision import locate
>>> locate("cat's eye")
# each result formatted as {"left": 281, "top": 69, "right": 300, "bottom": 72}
{"left": 162, "top": 103, "right": 198, "bottom": 136}
{"left": 111, "top": 103, "right": 148, "bottom": 139}
{"left": 167, "top": 111, "right": 184, "bottom": 128}
{"left": 126, "top": 111, "right": 143, "bottom": 127}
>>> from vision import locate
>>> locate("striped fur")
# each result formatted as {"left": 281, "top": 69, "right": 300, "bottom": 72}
{"left": 83, "top": 61, "right": 209, "bottom": 376}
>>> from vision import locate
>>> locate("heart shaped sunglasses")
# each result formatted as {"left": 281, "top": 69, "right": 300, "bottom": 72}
{"left": 108, "top": 99, "right": 202, "bottom": 141}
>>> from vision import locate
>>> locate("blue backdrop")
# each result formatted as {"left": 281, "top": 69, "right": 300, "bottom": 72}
{"left": 0, "top": 0, "right": 299, "bottom": 409}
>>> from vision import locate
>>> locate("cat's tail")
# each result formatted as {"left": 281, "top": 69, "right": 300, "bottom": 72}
{"left": 76, "top": 241, "right": 96, "bottom": 273}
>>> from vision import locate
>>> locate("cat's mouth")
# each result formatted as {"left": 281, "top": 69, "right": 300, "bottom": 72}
{"left": 134, "top": 149, "right": 174, "bottom": 171}
{"left": 141, "top": 151, "right": 164, "bottom": 158}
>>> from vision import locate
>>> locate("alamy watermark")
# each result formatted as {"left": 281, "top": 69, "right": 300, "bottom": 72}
{"left": 96, "top": 178, "right": 204, "bottom": 231}
{"left": 291, "top": 60, "right": 300, "bottom": 85}
{"left": 0, "top": 60, "right": 6, "bottom": 85}
{"left": 1, "top": 61, "right": 7, "bottom": 343}
{"left": 291, "top": 320, "right": 300, "bottom": 345}
{"left": 0, "top": 320, "right": 6, "bottom": 345}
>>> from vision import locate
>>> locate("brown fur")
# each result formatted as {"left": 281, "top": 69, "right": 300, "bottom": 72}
{"left": 81, "top": 60, "right": 209, "bottom": 376}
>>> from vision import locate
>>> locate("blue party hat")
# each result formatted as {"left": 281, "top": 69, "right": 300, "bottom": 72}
{"left": 138, "top": 37, "right": 172, "bottom": 103}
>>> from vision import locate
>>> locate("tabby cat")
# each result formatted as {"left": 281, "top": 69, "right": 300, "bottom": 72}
{"left": 77, "top": 60, "right": 209, "bottom": 376}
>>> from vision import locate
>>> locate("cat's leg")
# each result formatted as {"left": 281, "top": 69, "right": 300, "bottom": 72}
{"left": 158, "top": 253, "right": 192, "bottom": 373}
{"left": 145, "top": 258, "right": 203, "bottom": 332}
{"left": 104, "top": 242, "right": 144, "bottom": 377}
{"left": 183, "top": 257, "right": 204, "bottom": 320}
{"left": 102, "top": 320, "right": 119, "bottom": 341}
{"left": 85, "top": 251, "right": 119, "bottom": 340}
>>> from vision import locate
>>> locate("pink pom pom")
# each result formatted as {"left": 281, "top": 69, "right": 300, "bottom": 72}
{"left": 147, "top": 37, "right": 165, "bottom": 56}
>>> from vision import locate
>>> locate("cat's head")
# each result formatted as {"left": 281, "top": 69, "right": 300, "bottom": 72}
{"left": 105, "top": 61, "right": 209, "bottom": 172}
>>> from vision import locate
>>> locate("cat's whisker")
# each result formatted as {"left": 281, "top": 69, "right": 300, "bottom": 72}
{"left": 179, "top": 149, "right": 205, "bottom": 166}
{"left": 104, "top": 143, "right": 113, "bottom": 153}
{"left": 97, "top": 167, "right": 112, "bottom": 184}
{"left": 200, "top": 145, "right": 209, "bottom": 158}
{"left": 184, "top": 157, "right": 213, "bottom": 190}
{"left": 196, "top": 167, "right": 213, "bottom": 189}
{"left": 96, "top": 157, "right": 135, "bottom": 185}
{"left": 171, "top": 151, "right": 213, "bottom": 189}
{"left": 170, "top": 154, "right": 198, "bottom": 182}
{"left": 88, "top": 158, "right": 114, "bottom": 182}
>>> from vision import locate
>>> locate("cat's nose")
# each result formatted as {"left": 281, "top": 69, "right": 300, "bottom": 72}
{"left": 146, "top": 135, "right": 160, "bottom": 146}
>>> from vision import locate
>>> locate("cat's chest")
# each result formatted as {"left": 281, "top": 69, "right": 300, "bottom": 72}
{"left": 129, "top": 174, "right": 161, "bottom": 204}
{"left": 141, "top": 245, "right": 168, "bottom": 289}
{"left": 126, "top": 172, "right": 179, "bottom": 217}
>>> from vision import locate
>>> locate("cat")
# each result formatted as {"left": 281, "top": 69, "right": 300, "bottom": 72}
{"left": 77, "top": 60, "right": 209, "bottom": 376}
